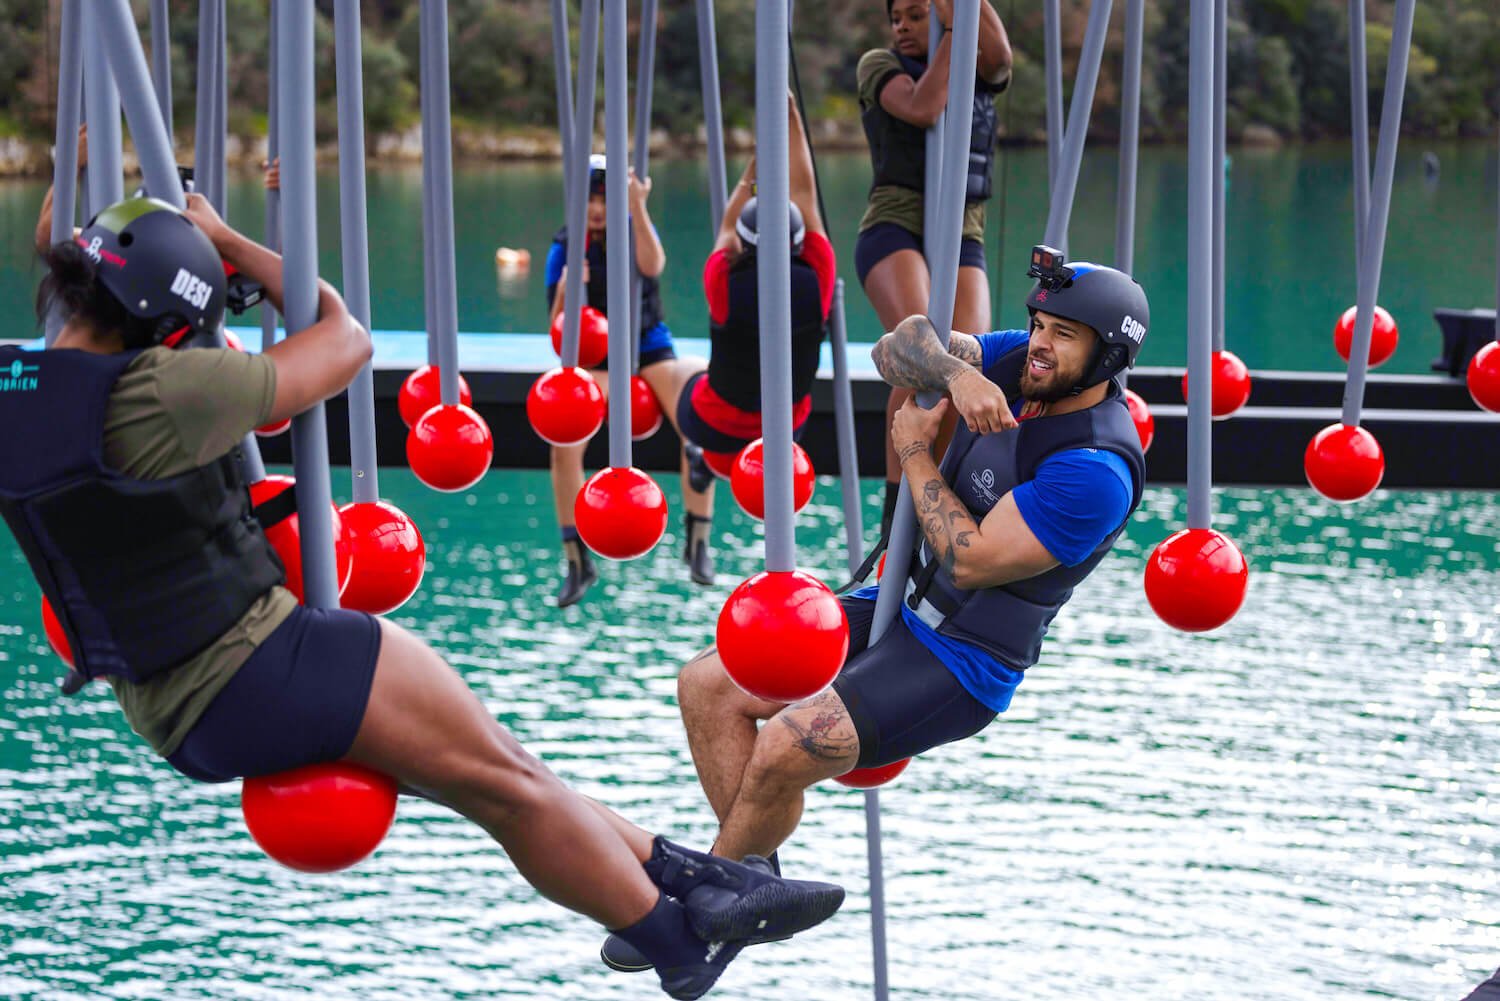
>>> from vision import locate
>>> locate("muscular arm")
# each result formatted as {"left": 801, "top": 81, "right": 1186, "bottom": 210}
{"left": 878, "top": 33, "right": 953, "bottom": 128}
{"left": 871, "top": 314, "right": 984, "bottom": 391}
{"left": 713, "top": 156, "right": 757, "bottom": 255}
{"left": 976, "top": 0, "right": 1014, "bottom": 85}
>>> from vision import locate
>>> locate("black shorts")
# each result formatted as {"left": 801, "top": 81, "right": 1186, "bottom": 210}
{"left": 854, "top": 221, "right": 987, "bottom": 286}
{"left": 166, "top": 606, "right": 382, "bottom": 783}
{"left": 830, "top": 595, "right": 997, "bottom": 769}
{"left": 595, "top": 321, "right": 677, "bottom": 371}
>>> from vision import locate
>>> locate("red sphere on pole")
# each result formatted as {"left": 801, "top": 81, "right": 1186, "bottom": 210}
{"left": 241, "top": 762, "right": 398, "bottom": 873}
{"left": 730, "top": 439, "right": 815, "bottom": 520}
{"left": 255, "top": 416, "right": 291, "bottom": 437}
{"left": 574, "top": 466, "right": 669, "bottom": 560}
{"left": 1467, "top": 341, "right": 1500, "bottom": 413}
{"left": 716, "top": 570, "right": 849, "bottom": 703}
{"left": 338, "top": 501, "right": 426, "bottom": 615}
{"left": 526, "top": 367, "right": 606, "bottom": 446}
{"left": 1123, "top": 388, "right": 1155, "bottom": 453}
{"left": 1144, "top": 527, "right": 1249, "bottom": 632}
{"left": 832, "top": 758, "right": 910, "bottom": 789}
{"left": 248, "top": 475, "right": 355, "bottom": 603}
{"left": 629, "top": 374, "right": 664, "bottom": 441}
{"left": 549, "top": 305, "right": 609, "bottom": 370}
{"left": 702, "top": 448, "right": 738, "bottom": 480}
{"left": 1333, "top": 305, "right": 1399, "bottom": 367}
{"left": 1303, "top": 422, "right": 1385, "bottom": 502}
{"left": 223, "top": 329, "right": 246, "bottom": 352}
{"left": 398, "top": 365, "right": 474, "bottom": 429}
{"left": 407, "top": 404, "right": 493, "bottom": 492}
{"left": 41, "top": 595, "right": 73, "bottom": 667}
{"left": 1181, "top": 349, "right": 1251, "bottom": 419}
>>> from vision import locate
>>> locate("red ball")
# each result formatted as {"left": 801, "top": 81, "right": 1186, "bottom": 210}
{"left": 248, "top": 475, "right": 355, "bottom": 603}
{"left": 1303, "top": 422, "right": 1384, "bottom": 502}
{"left": 549, "top": 305, "right": 609, "bottom": 369}
{"left": 338, "top": 501, "right": 426, "bottom": 615}
{"left": 702, "top": 449, "right": 738, "bottom": 480}
{"left": 1468, "top": 341, "right": 1500, "bottom": 413}
{"left": 574, "top": 466, "right": 669, "bottom": 560}
{"left": 256, "top": 416, "right": 291, "bottom": 437}
{"left": 832, "top": 758, "right": 910, "bottom": 789}
{"left": 223, "top": 330, "right": 246, "bottom": 352}
{"left": 629, "top": 374, "right": 664, "bottom": 441}
{"left": 717, "top": 569, "right": 849, "bottom": 703}
{"left": 1144, "top": 528, "right": 1249, "bottom": 632}
{"left": 1333, "top": 305, "right": 1399, "bottom": 367}
{"left": 407, "top": 404, "right": 493, "bottom": 492}
{"left": 241, "top": 762, "right": 398, "bottom": 873}
{"left": 41, "top": 595, "right": 73, "bottom": 667}
{"left": 730, "top": 439, "right": 815, "bottom": 520}
{"left": 1181, "top": 349, "right": 1251, "bottom": 419}
{"left": 1123, "top": 387, "right": 1155, "bottom": 453}
{"left": 877, "top": 551, "right": 887, "bottom": 580}
{"left": 526, "top": 366, "right": 606, "bottom": 446}
{"left": 398, "top": 365, "right": 474, "bottom": 429}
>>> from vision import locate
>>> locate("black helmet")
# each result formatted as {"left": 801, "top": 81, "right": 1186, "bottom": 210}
{"left": 76, "top": 197, "right": 226, "bottom": 348}
{"left": 735, "top": 196, "right": 806, "bottom": 256}
{"left": 587, "top": 153, "right": 608, "bottom": 198}
{"left": 1024, "top": 245, "right": 1149, "bottom": 390}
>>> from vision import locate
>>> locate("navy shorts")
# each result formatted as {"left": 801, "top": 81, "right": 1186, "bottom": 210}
{"left": 830, "top": 595, "right": 997, "bottom": 769}
{"left": 167, "top": 606, "right": 382, "bottom": 783}
{"left": 854, "top": 221, "right": 987, "bottom": 286}
{"left": 596, "top": 320, "right": 677, "bottom": 371}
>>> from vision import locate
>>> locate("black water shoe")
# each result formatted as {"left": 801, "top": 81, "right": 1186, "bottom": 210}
{"left": 683, "top": 513, "right": 715, "bottom": 586}
{"left": 685, "top": 443, "right": 715, "bottom": 495}
{"left": 556, "top": 540, "right": 598, "bottom": 607}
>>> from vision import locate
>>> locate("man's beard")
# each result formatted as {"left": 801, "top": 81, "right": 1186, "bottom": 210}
{"left": 1019, "top": 356, "right": 1081, "bottom": 403}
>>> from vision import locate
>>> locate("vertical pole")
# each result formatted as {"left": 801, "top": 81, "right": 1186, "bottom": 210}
{"left": 629, "top": 0, "right": 659, "bottom": 373}
{"left": 1348, "top": 0, "right": 1371, "bottom": 277}
{"left": 560, "top": 0, "right": 601, "bottom": 368}
{"left": 420, "top": 25, "right": 438, "bottom": 369}
{"left": 921, "top": 15, "right": 945, "bottom": 247}
{"left": 46, "top": 0, "right": 84, "bottom": 345}
{"left": 1211, "top": 0, "right": 1226, "bottom": 354}
{"left": 277, "top": 0, "right": 341, "bottom": 608}
{"left": 193, "top": 0, "right": 218, "bottom": 209}
{"left": 149, "top": 0, "right": 173, "bottom": 140}
{"left": 603, "top": 0, "right": 633, "bottom": 469}
{"left": 864, "top": 788, "right": 890, "bottom": 1001}
{"left": 82, "top": 16, "right": 124, "bottom": 215}
{"left": 550, "top": 0, "right": 575, "bottom": 209}
{"left": 695, "top": 0, "right": 728, "bottom": 227}
{"left": 1041, "top": 0, "right": 1114, "bottom": 253}
{"left": 1043, "top": 0, "right": 1062, "bottom": 190}
{"left": 261, "top": 0, "right": 281, "bottom": 352}
{"left": 336, "top": 0, "right": 380, "bottom": 504}
{"left": 829, "top": 281, "right": 864, "bottom": 566}
{"left": 1185, "top": 0, "right": 1214, "bottom": 530}
{"left": 421, "top": 0, "right": 462, "bottom": 409}
{"left": 1339, "top": 0, "right": 1415, "bottom": 427}
{"left": 214, "top": 0, "right": 228, "bottom": 218}
{"left": 1114, "top": 0, "right": 1143, "bottom": 278}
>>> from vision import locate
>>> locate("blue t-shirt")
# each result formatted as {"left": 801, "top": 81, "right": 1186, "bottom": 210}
{"left": 856, "top": 328, "right": 1133, "bottom": 711}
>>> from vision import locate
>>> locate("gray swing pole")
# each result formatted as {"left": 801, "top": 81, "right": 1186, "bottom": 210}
{"left": 695, "top": 0, "right": 728, "bottom": 227}
{"left": 629, "top": 0, "right": 659, "bottom": 375}
{"left": 193, "top": 0, "right": 220, "bottom": 212}
{"left": 261, "top": 1, "right": 281, "bottom": 352}
{"left": 550, "top": 0, "right": 574, "bottom": 214}
{"left": 1113, "top": 0, "right": 1143, "bottom": 277}
{"left": 1185, "top": 0, "right": 1215, "bottom": 530}
{"left": 921, "top": 14, "right": 945, "bottom": 247}
{"left": 82, "top": 16, "right": 124, "bottom": 216}
{"left": 1041, "top": 0, "right": 1113, "bottom": 253}
{"left": 214, "top": 1, "right": 228, "bottom": 217}
{"left": 1210, "top": 0, "right": 1226, "bottom": 354}
{"left": 1043, "top": 0, "right": 1062, "bottom": 190}
{"left": 829, "top": 280, "right": 865, "bottom": 565}
{"left": 45, "top": 0, "right": 84, "bottom": 345}
{"left": 420, "top": 0, "right": 463, "bottom": 410}
{"left": 603, "top": 0, "right": 635, "bottom": 468}
{"left": 1348, "top": 0, "right": 1371, "bottom": 280}
{"left": 1339, "top": 0, "right": 1415, "bottom": 428}
{"left": 559, "top": 0, "right": 601, "bottom": 368}
{"left": 149, "top": 0, "right": 172, "bottom": 140}
{"left": 335, "top": 0, "right": 380, "bottom": 504}
{"left": 419, "top": 2, "right": 438, "bottom": 370}
{"left": 275, "top": 0, "right": 341, "bottom": 608}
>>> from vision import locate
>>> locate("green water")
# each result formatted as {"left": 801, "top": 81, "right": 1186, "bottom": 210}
{"left": 1, "top": 468, "right": 1497, "bottom": 999}
{"left": 3, "top": 143, "right": 1497, "bottom": 374}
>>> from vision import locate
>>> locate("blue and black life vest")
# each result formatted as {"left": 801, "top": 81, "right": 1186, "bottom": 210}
{"left": 0, "top": 346, "right": 285, "bottom": 684}
{"left": 706, "top": 249, "right": 827, "bottom": 413}
{"left": 860, "top": 49, "right": 1004, "bottom": 203}
{"left": 547, "top": 226, "right": 665, "bottom": 334}
{"left": 904, "top": 345, "right": 1145, "bottom": 669}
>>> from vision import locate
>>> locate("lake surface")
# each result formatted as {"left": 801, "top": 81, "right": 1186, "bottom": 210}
{"left": 3, "top": 143, "right": 1497, "bottom": 375}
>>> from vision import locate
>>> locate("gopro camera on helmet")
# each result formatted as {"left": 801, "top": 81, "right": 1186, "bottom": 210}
{"left": 1027, "top": 244, "right": 1074, "bottom": 291}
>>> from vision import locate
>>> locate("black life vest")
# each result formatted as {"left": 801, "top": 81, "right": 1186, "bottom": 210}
{"left": 904, "top": 344, "right": 1145, "bottom": 669}
{"left": 0, "top": 346, "right": 285, "bottom": 684}
{"left": 706, "top": 249, "right": 827, "bottom": 413}
{"left": 860, "top": 49, "right": 1002, "bottom": 203}
{"left": 547, "top": 225, "right": 665, "bottom": 334}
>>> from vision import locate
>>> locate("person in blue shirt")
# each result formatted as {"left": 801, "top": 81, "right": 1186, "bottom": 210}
{"left": 670, "top": 249, "right": 1149, "bottom": 865}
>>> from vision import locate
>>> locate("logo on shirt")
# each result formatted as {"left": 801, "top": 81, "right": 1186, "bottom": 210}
{"left": 170, "top": 268, "right": 214, "bottom": 311}
{"left": 969, "top": 467, "right": 999, "bottom": 506}
{"left": 0, "top": 358, "right": 41, "bottom": 393}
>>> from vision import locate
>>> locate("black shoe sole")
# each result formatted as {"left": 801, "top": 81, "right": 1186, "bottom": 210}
{"left": 600, "top": 939, "right": 654, "bottom": 973}
{"left": 556, "top": 568, "right": 598, "bottom": 608}
{"left": 658, "top": 941, "right": 746, "bottom": 1001}
{"left": 686, "top": 880, "right": 845, "bottom": 944}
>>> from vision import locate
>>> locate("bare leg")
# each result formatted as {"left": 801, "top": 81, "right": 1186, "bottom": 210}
{"left": 953, "top": 264, "right": 992, "bottom": 335}
{"left": 548, "top": 367, "right": 610, "bottom": 529}
{"left": 678, "top": 647, "right": 786, "bottom": 824}
{"left": 641, "top": 356, "right": 712, "bottom": 518}
{"left": 862, "top": 249, "right": 932, "bottom": 486}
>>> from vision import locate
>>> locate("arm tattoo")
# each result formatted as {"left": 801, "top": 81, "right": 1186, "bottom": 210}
{"left": 907, "top": 471, "right": 982, "bottom": 584}
{"left": 777, "top": 690, "right": 859, "bottom": 762}
{"left": 872, "top": 315, "right": 975, "bottom": 391}
{"left": 921, "top": 479, "right": 943, "bottom": 512}
{"left": 897, "top": 441, "right": 930, "bottom": 464}
{"left": 949, "top": 333, "right": 983, "bottom": 366}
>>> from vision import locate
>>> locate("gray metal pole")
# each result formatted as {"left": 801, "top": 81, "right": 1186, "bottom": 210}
{"left": 1211, "top": 0, "right": 1226, "bottom": 354}
{"left": 421, "top": 0, "right": 462, "bottom": 409}
{"left": 1185, "top": 0, "right": 1214, "bottom": 530}
{"left": 1114, "top": 0, "right": 1143, "bottom": 277}
{"left": 193, "top": 0, "right": 217, "bottom": 210}
{"left": 829, "top": 281, "right": 864, "bottom": 566}
{"left": 864, "top": 787, "right": 890, "bottom": 1001}
{"left": 82, "top": 16, "right": 124, "bottom": 215}
{"left": 1043, "top": 0, "right": 1063, "bottom": 190}
{"left": 149, "top": 0, "right": 172, "bottom": 140}
{"left": 695, "top": 0, "right": 728, "bottom": 227}
{"left": 261, "top": 0, "right": 281, "bottom": 352}
{"left": 46, "top": 0, "right": 84, "bottom": 345}
{"left": 922, "top": 15, "right": 945, "bottom": 247}
{"left": 1042, "top": 0, "right": 1114, "bottom": 252}
{"left": 420, "top": 31, "right": 438, "bottom": 369}
{"left": 870, "top": 0, "right": 981, "bottom": 637}
{"left": 560, "top": 0, "right": 601, "bottom": 368}
{"left": 1348, "top": 0, "right": 1371, "bottom": 274}
{"left": 550, "top": 0, "right": 575, "bottom": 209}
{"left": 277, "top": 0, "right": 341, "bottom": 609}
{"left": 336, "top": 0, "right": 379, "bottom": 504}
{"left": 629, "top": 0, "right": 659, "bottom": 373}
{"left": 214, "top": 0, "right": 228, "bottom": 218}
{"left": 1340, "top": 0, "right": 1415, "bottom": 427}
{"left": 603, "top": 0, "right": 634, "bottom": 469}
